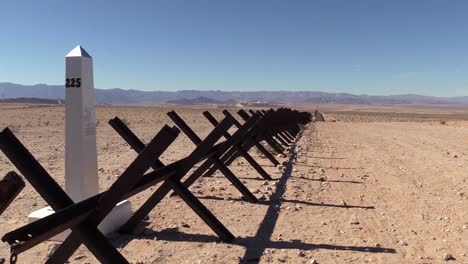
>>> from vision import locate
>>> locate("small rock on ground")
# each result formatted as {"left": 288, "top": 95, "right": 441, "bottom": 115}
{"left": 442, "top": 253, "right": 455, "bottom": 261}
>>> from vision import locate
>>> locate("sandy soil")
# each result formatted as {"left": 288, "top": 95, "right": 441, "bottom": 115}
{"left": 0, "top": 104, "right": 467, "bottom": 263}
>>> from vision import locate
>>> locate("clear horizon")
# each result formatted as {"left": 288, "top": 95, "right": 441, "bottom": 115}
{"left": 1, "top": 1, "right": 468, "bottom": 96}
{"left": 3, "top": 81, "right": 468, "bottom": 99}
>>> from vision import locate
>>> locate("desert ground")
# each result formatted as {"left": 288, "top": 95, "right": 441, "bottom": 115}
{"left": 1, "top": 103, "right": 468, "bottom": 264}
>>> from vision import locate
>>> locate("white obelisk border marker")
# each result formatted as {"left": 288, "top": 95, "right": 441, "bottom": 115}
{"left": 64, "top": 45, "right": 99, "bottom": 201}
{"left": 28, "top": 45, "right": 132, "bottom": 240}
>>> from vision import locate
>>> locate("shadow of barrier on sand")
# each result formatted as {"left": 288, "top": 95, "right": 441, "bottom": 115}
{"left": 294, "top": 163, "right": 359, "bottom": 170}
{"left": 237, "top": 137, "right": 395, "bottom": 263}
{"left": 115, "top": 128, "right": 394, "bottom": 263}
{"left": 290, "top": 176, "right": 364, "bottom": 184}
{"left": 197, "top": 195, "right": 374, "bottom": 209}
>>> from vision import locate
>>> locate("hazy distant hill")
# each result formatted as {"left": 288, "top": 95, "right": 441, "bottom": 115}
{"left": 166, "top": 96, "right": 235, "bottom": 105}
{"left": 1, "top": 82, "right": 468, "bottom": 105}
{"left": 0, "top": 97, "right": 62, "bottom": 104}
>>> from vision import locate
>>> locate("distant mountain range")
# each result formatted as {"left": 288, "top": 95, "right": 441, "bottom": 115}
{"left": 166, "top": 96, "right": 236, "bottom": 105}
{"left": 0, "top": 97, "right": 62, "bottom": 104}
{"left": 1, "top": 82, "right": 468, "bottom": 105}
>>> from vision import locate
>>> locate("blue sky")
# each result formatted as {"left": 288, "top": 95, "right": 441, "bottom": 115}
{"left": 1, "top": 0, "right": 468, "bottom": 96}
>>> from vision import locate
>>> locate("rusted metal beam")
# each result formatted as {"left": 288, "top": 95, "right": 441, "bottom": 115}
{"left": 202, "top": 110, "right": 272, "bottom": 180}
{"left": 168, "top": 111, "right": 257, "bottom": 203}
{"left": 109, "top": 116, "right": 234, "bottom": 241}
{"left": 120, "top": 115, "right": 236, "bottom": 239}
{"left": 46, "top": 124, "right": 179, "bottom": 264}
{"left": 0, "top": 171, "right": 25, "bottom": 216}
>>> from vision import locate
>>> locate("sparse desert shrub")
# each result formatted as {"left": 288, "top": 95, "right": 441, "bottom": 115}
{"left": 440, "top": 120, "right": 447, "bottom": 125}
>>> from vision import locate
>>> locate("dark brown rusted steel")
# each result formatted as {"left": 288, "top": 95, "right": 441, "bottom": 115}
{"left": 0, "top": 171, "right": 25, "bottom": 216}
{"left": 256, "top": 110, "right": 293, "bottom": 145}
{"left": 0, "top": 107, "right": 312, "bottom": 263}
{"left": 120, "top": 115, "right": 237, "bottom": 238}
{"left": 46, "top": 124, "right": 180, "bottom": 264}
{"left": 252, "top": 110, "right": 290, "bottom": 146}
{"left": 0, "top": 127, "right": 128, "bottom": 263}
{"left": 202, "top": 109, "right": 288, "bottom": 178}
{"left": 222, "top": 110, "right": 279, "bottom": 166}
{"left": 181, "top": 111, "right": 263, "bottom": 185}
{"left": 109, "top": 116, "right": 234, "bottom": 241}
{"left": 167, "top": 111, "right": 258, "bottom": 203}
{"left": 238, "top": 110, "right": 285, "bottom": 154}
{"left": 202, "top": 110, "right": 272, "bottom": 180}
{"left": 0, "top": 125, "right": 178, "bottom": 263}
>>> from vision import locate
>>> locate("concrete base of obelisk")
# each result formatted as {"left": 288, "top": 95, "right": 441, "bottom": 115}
{"left": 27, "top": 200, "right": 132, "bottom": 241}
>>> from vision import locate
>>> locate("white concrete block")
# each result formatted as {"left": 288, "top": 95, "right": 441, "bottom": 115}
{"left": 28, "top": 200, "right": 133, "bottom": 241}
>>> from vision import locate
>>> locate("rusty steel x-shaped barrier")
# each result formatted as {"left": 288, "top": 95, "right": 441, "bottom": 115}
{"left": 0, "top": 108, "right": 312, "bottom": 264}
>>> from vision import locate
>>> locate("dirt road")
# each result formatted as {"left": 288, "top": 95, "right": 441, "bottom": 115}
{"left": 298, "top": 121, "right": 468, "bottom": 263}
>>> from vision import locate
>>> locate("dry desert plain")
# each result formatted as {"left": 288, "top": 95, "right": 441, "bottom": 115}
{"left": 1, "top": 103, "right": 468, "bottom": 264}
